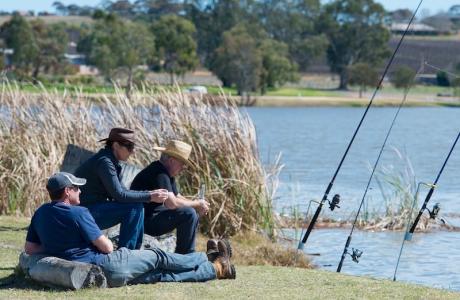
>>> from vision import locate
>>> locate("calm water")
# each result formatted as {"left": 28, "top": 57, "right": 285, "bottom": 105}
{"left": 246, "top": 106, "right": 460, "bottom": 291}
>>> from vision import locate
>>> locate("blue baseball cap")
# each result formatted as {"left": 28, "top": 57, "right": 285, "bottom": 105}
{"left": 46, "top": 172, "right": 86, "bottom": 193}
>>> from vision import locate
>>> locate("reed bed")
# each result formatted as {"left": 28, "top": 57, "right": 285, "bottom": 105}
{"left": 0, "top": 82, "right": 281, "bottom": 237}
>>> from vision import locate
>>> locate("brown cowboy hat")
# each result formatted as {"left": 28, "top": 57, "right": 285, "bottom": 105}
{"left": 154, "top": 140, "right": 196, "bottom": 169}
{"left": 99, "top": 127, "right": 136, "bottom": 144}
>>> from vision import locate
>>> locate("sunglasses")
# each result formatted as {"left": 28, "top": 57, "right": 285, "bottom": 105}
{"left": 119, "top": 142, "right": 135, "bottom": 152}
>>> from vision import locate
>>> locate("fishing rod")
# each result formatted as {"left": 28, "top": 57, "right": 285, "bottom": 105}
{"left": 336, "top": 64, "right": 420, "bottom": 273}
{"left": 406, "top": 131, "right": 460, "bottom": 240}
{"left": 392, "top": 132, "right": 459, "bottom": 281}
{"left": 298, "top": 0, "right": 424, "bottom": 250}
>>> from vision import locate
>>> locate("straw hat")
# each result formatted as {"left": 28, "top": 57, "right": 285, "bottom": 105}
{"left": 154, "top": 140, "right": 196, "bottom": 169}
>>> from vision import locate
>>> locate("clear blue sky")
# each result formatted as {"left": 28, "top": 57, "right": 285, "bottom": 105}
{"left": 1, "top": 0, "right": 459, "bottom": 14}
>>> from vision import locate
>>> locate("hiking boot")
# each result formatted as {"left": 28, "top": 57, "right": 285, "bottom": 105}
{"left": 213, "top": 256, "right": 236, "bottom": 280}
{"left": 206, "top": 239, "right": 219, "bottom": 262}
{"left": 206, "top": 239, "right": 233, "bottom": 262}
{"left": 217, "top": 239, "right": 232, "bottom": 258}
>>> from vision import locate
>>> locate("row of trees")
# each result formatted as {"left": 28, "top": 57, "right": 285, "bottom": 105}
{"left": 2, "top": 0, "right": 396, "bottom": 95}
{"left": 1, "top": 15, "right": 68, "bottom": 81}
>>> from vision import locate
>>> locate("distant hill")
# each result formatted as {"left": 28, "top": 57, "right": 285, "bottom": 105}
{"left": 0, "top": 15, "right": 93, "bottom": 26}
{"left": 309, "top": 36, "right": 460, "bottom": 75}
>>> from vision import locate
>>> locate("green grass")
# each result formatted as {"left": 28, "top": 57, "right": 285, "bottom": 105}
{"left": 264, "top": 87, "right": 339, "bottom": 97}
{"left": 379, "top": 85, "right": 454, "bottom": 95}
{"left": 1, "top": 216, "right": 458, "bottom": 299}
{"left": 12, "top": 80, "right": 460, "bottom": 100}
{"left": 17, "top": 83, "right": 117, "bottom": 94}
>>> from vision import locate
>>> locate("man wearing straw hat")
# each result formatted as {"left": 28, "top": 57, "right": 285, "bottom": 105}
{"left": 131, "top": 140, "right": 210, "bottom": 254}
{"left": 24, "top": 172, "right": 236, "bottom": 287}
{"left": 74, "top": 127, "right": 169, "bottom": 250}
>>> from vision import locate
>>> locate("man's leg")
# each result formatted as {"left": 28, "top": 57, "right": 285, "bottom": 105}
{"left": 144, "top": 206, "right": 198, "bottom": 254}
{"left": 86, "top": 202, "right": 144, "bottom": 250}
{"left": 100, "top": 248, "right": 216, "bottom": 287}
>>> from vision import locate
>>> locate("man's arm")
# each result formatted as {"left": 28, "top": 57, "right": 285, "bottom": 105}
{"left": 24, "top": 241, "right": 44, "bottom": 255}
{"left": 92, "top": 235, "right": 113, "bottom": 254}
{"left": 164, "top": 193, "right": 210, "bottom": 215}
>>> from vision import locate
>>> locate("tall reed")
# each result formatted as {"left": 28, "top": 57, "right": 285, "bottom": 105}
{"left": 0, "top": 82, "right": 281, "bottom": 237}
{"left": 365, "top": 147, "right": 422, "bottom": 230}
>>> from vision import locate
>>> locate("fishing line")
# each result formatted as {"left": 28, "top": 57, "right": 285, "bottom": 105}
{"left": 424, "top": 62, "right": 460, "bottom": 78}
{"left": 298, "top": 0, "right": 425, "bottom": 250}
{"left": 393, "top": 131, "right": 460, "bottom": 281}
{"left": 336, "top": 64, "right": 423, "bottom": 273}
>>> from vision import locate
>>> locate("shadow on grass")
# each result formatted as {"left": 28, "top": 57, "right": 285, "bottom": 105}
{"left": 0, "top": 226, "right": 28, "bottom": 232}
{"left": 0, "top": 272, "right": 69, "bottom": 291}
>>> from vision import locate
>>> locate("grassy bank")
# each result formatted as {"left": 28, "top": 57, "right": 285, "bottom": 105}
{"left": 0, "top": 217, "right": 458, "bottom": 299}
{"left": 14, "top": 82, "right": 460, "bottom": 107}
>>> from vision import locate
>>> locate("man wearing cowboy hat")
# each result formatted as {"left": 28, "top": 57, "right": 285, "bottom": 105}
{"left": 74, "top": 127, "right": 169, "bottom": 250}
{"left": 131, "top": 140, "right": 210, "bottom": 254}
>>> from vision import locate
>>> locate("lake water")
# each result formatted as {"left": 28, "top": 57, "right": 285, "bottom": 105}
{"left": 246, "top": 106, "right": 460, "bottom": 291}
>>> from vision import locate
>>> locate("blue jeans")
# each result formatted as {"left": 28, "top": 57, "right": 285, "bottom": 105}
{"left": 86, "top": 202, "right": 144, "bottom": 250}
{"left": 100, "top": 247, "right": 216, "bottom": 287}
{"left": 145, "top": 206, "right": 199, "bottom": 254}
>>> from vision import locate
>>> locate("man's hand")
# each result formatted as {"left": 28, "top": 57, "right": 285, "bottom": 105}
{"left": 149, "top": 189, "right": 169, "bottom": 203}
{"left": 196, "top": 199, "right": 210, "bottom": 216}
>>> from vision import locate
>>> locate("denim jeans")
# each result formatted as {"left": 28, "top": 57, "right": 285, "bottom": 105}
{"left": 86, "top": 202, "right": 144, "bottom": 250}
{"left": 100, "top": 247, "right": 216, "bottom": 287}
{"left": 144, "top": 206, "right": 199, "bottom": 254}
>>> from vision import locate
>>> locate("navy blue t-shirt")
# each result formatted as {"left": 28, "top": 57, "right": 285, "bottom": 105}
{"left": 130, "top": 161, "right": 179, "bottom": 217}
{"left": 26, "top": 202, "right": 106, "bottom": 265}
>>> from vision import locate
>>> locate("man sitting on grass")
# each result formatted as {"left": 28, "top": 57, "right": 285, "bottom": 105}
{"left": 24, "top": 172, "right": 235, "bottom": 287}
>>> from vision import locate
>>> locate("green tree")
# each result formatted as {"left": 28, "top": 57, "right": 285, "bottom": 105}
{"left": 319, "top": 0, "right": 391, "bottom": 89}
{"left": 348, "top": 63, "right": 378, "bottom": 98}
{"left": 135, "top": 0, "right": 184, "bottom": 20}
{"left": 0, "top": 14, "right": 38, "bottom": 76}
{"left": 260, "top": 39, "right": 299, "bottom": 94}
{"left": 212, "top": 24, "right": 262, "bottom": 102}
{"left": 390, "top": 66, "right": 416, "bottom": 99}
{"left": 254, "top": 0, "right": 327, "bottom": 71}
{"left": 29, "top": 20, "right": 68, "bottom": 81}
{"left": 211, "top": 23, "right": 299, "bottom": 99}
{"left": 151, "top": 15, "right": 199, "bottom": 84}
{"left": 451, "top": 62, "right": 460, "bottom": 96}
{"left": 436, "top": 71, "right": 450, "bottom": 87}
{"left": 187, "top": 0, "right": 250, "bottom": 68}
{"left": 78, "top": 15, "right": 155, "bottom": 96}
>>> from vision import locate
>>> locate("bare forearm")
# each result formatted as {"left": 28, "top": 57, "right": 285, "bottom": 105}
{"left": 165, "top": 194, "right": 196, "bottom": 209}
{"left": 92, "top": 235, "right": 113, "bottom": 254}
{"left": 24, "top": 241, "right": 44, "bottom": 255}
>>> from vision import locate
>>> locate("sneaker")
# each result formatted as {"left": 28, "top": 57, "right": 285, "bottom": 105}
{"left": 213, "top": 256, "right": 236, "bottom": 280}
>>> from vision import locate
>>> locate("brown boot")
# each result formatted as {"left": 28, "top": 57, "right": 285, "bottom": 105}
{"left": 213, "top": 256, "right": 236, "bottom": 280}
{"left": 207, "top": 239, "right": 233, "bottom": 262}
{"left": 217, "top": 239, "right": 233, "bottom": 259}
{"left": 206, "top": 239, "right": 219, "bottom": 262}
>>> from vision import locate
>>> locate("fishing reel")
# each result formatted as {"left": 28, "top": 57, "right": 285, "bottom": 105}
{"left": 427, "top": 202, "right": 441, "bottom": 219}
{"left": 347, "top": 248, "right": 363, "bottom": 263}
{"left": 328, "top": 194, "right": 341, "bottom": 211}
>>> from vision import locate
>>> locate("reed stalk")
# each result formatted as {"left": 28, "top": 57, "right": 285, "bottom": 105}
{"left": 0, "top": 82, "right": 282, "bottom": 237}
